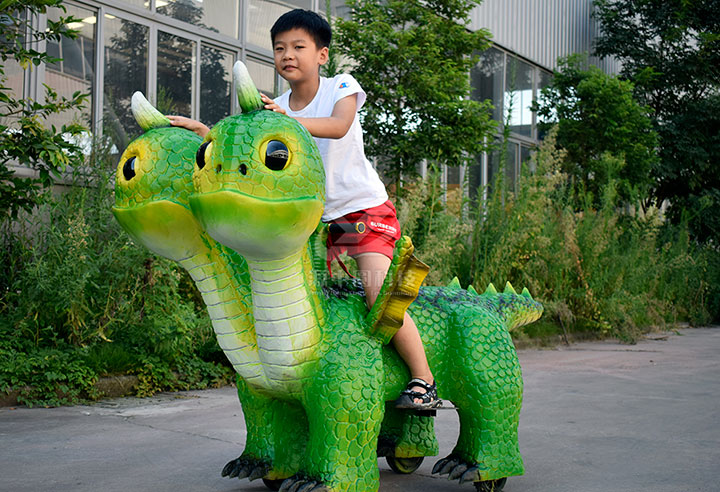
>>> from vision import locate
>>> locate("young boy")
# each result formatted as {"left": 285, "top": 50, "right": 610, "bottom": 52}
{"left": 170, "top": 9, "right": 438, "bottom": 409}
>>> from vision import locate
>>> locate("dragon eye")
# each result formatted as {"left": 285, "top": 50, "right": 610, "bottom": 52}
{"left": 265, "top": 140, "right": 289, "bottom": 171}
{"left": 196, "top": 141, "right": 211, "bottom": 170}
{"left": 122, "top": 156, "right": 136, "bottom": 181}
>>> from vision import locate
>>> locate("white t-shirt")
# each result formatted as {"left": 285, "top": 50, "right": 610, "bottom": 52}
{"left": 275, "top": 74, "right": 388, "bottom": 221}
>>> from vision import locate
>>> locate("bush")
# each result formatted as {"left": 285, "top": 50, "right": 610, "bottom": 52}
{"left": 0, "top": 164, "right": 232, "bottom": 406}
{"left": 396, "top": 129, "right": 719, "bottom": 343}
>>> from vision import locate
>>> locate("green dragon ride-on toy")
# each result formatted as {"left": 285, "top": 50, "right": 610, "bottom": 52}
{"left": 112, "top": 61, "right": 543, "bottom": 492}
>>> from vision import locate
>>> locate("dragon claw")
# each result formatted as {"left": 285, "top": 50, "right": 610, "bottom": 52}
{"left": 222, "top": 456, "right": 270, "bottom": 481}
{"left": 248, "top": 463, "right": 270, "bottom": 481}
{"left": 280, "top": 475, "right": 328, "bottom": 492}
{"left": 459, "top": 466, "right": 481, "bottom": 485}
{"left": 448, "top": 462, "right": 469, "bottom": 480}
{"left": 221, "top": 457, "right": 243, "bottom": 477}
{"left": 439, "top": 458, "right": 460, "bottom": 475}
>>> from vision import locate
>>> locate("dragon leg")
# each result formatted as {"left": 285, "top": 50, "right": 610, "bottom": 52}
{"left": 224, "top": 376, "right": 306, "bottom": 482}
{"left": 378, "top": 404, "right": 438, "bottom": 459}
{"left": 438, "top": 323, "right": 525, "bottom": 483}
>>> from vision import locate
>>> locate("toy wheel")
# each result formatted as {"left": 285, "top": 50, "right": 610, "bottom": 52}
{"left": 474, "top": 477, "right": 507, "bottom": 492}
{"left": 262, "top": 478, "right": 284, "bottom": 491}
{"left": 386, "top": 456, "right": 424, "bottom": 474}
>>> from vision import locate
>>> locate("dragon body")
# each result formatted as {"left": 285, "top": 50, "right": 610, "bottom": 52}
{"left": 112, "top": 64, "right": 543, "bottom": 492}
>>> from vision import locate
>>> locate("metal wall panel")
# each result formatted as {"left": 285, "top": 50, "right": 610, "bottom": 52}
{"left": 471, "top": 0, "right": 621, "bottom": 73}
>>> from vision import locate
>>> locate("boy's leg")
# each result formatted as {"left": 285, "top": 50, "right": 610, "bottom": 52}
{"left": 354, "top": 252, "right": 434, "bottom": 403}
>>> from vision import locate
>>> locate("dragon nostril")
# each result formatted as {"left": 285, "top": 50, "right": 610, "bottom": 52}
{"left": 216, "top": 164, "right": 222, "bottom": 173}
{"left": 239, "top": 163, "right": 248, "bottom": 175}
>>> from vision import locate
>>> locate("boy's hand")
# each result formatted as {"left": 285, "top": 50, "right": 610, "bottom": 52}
{"left": 167, "top": 115, "right": 210, "bottom": 138}
{"left": 261, "top": 93, "right": 287, "bottom": 114}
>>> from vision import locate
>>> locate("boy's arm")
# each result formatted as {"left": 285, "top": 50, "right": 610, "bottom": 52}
{"left": 261, "top": 93, "right": 357, "bottom": 140}
{"left": 168, "top": 115, "right": 210, "bottom": 138}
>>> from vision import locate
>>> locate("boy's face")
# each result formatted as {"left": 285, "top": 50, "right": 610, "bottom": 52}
{"left": 273, "top": 28, "right": 328, "bottom": 84}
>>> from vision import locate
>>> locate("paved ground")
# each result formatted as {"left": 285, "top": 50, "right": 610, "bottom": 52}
{"left": 1, "top": 326, "right": 718, "bottom": 492}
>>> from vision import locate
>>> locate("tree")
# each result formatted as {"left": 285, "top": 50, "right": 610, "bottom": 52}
{"left": 533, "top": 55, "right": 658, "bottom": 208}
{"left": 0, "top": 1, "right": 88, "bottom": 220}
{"left": 335, "top": 0, "right": 497, "bottom": 186}
{"left": 593, "top": 0, "right": 720, "bottom": 240}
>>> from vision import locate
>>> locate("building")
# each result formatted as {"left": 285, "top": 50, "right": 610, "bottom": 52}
{"left": 5, "top": 0, "right": 617, "bottom": 195}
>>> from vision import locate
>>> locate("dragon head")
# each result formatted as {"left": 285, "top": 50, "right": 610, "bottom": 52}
{"left": 112, "top": 92, "right": 206, "bottom": 261}
{"left": 189, "top": 61, "right": 325, "bottom": 261}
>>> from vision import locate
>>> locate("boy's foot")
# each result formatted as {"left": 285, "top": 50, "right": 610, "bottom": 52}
{"left": 394, "top": 378, "right": 442, "bottom": 410}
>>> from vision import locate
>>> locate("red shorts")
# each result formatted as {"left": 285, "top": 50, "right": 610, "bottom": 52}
{"left": 326, "top": 200, "right": 402, "bottom": 266}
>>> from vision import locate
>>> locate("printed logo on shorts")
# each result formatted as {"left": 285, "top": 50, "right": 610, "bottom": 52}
{"left": 369, "top": 221, "right": 397, "bottom": 235}
{"left": 338, "top": 82, "right": 349, "bottom": 89}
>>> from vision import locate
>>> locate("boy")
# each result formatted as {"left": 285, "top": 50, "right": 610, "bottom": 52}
{"left": 170, "top": 9, "right": 438, "bottom": 410}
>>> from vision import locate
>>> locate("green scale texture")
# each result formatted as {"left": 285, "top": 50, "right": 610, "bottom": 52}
{"left": 113, "top": 106, "right": 543, "bottom": 492}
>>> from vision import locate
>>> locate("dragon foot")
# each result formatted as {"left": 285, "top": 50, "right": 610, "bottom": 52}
{"left": 278, "top": 475, "right": 331, "bottom": 492}
{"left": 221, "top": 456, "right": 270, "bottom": 481}
{"left": 432, "top": 454, "right": 507, "bottom": 491}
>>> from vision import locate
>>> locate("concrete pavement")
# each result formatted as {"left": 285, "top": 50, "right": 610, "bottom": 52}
{"left": 1, "top": 326, "right": 719, "bottom": 492}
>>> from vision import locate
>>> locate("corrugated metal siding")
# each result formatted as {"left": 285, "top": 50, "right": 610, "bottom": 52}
{"left": 471, "top": 0, "right": 621, "bottom": 74}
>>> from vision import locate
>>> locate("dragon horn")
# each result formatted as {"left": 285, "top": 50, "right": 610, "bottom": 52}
{"left": 233, "top": 61, "right": 263, "bottom": 113}
{"left": 131, "top": 91, "right": 171, "bottom": 131}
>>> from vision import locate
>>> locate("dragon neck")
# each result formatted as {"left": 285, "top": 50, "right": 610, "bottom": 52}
{"left": 245, "top": 245, "right": 324, "bottom": 396}
{"left": 179, "top": 238, "right": 271, "bottom": 388}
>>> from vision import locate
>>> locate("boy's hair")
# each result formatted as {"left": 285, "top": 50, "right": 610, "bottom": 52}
{"left": 270, "top": 9, "right": 332, "bottom": 49}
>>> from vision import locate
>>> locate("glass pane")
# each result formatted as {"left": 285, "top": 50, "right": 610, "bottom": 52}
{"left": 487, "top": 140, "right": 517, "bottom": 190}
{"left": 158, "top": 0, "right": 239, "bottom": 38}
{"left": 505, "top": 56, "right": 534, "bottom": 137}
{"left": 471, "top": 47, "right": 504, "bottom": 122}
{"left": 318, "top": 0, "right": 352, "bottom": 19}
{"left": 537, "top": 70, "right": 554, "bottom": 140}
{"left": 246, "top": 58, "right": 276, "bottom": 97}
{"left": 468, "top": 153, "right": 486, "bottom": 204}
{"left": 521, "top": 144, "right": 534, "bottom": 174}
{"left": 157, "top": 31, "right": 195, "bottom": 117}
{"left": 247, "top": 0, "right": 312, "bottom": 51}
{"left": 446, "top": 165, "right": 461, "bottom": 192}
{"left": 201, "top": 46, "right": 234, "bottom": 126}
{"left": 104, "top": 15, "right": 149, "bottom": 157}
{"left": 45, "top": 5, "right": 95, "bottom": 130}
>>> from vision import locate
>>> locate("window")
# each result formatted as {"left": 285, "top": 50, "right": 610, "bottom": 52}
{"left": 200, "top": 45, "right": 234, "bottom": 126}
{"left": 505, "top": 56, "right": 533, "bottom": 137}
{"left": 157, "top": 31, "right": 196, "bottom": 117}
{"left": 471, "top": 47, "right": 504, "bottom": 122}
{"left": 45, "top": 5, "right": 96, "bottom": 131}
{"left": 104, "top": 15, "right": 149, "bottom": 156}
{"left": 158, "top": 0, "right": 239, "bottom": 38}
{"left": 246, "top": 0, "right": 312, "bottom": 51}
{"left": 246, "top": 58, "right": 277, "bottom": 97}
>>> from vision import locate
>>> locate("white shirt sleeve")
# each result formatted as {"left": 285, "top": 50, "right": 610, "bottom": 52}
{"left": 332, "top": 74, "right": 366, "bottom": 111}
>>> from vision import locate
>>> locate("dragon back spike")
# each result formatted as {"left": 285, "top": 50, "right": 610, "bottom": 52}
{"left": 484, "top": 283, "right": 497, "bottom": 295}
{"left": 131, "top": 91, "right": 171, "bottom": 131}
{"left": 504, "top": 281, "right": 517, "bottom": 295}
{"left": 233, "top": 61, "right": 264, "bottom": 113}
{"left": 467, "top": 285, "right": 478, "bottom": 295}
{"left": 521, "top": 287, "right": 533, "bottom": 299}
{"left": 447, "top": 277, "right": 461, "bottom": 290}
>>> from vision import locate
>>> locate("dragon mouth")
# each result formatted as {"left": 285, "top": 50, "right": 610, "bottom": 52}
{"left": 112, "top": 200, "right": 207, "bottom": 261}
{"left": 189, "top": 189, "right": 323, "bottom": 260}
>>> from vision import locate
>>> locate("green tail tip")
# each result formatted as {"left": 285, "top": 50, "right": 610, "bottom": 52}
{"left": 504, "top": 281, "right": 517, "bottom": 295}
{"left": 467, "top": 285, "right": 478, "bottom": 295}
{"left": 448, "top": 277, "right": 461, "bottom": 290}
{"left": 484, "top": 283, "right": 497, "bottom": 295}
